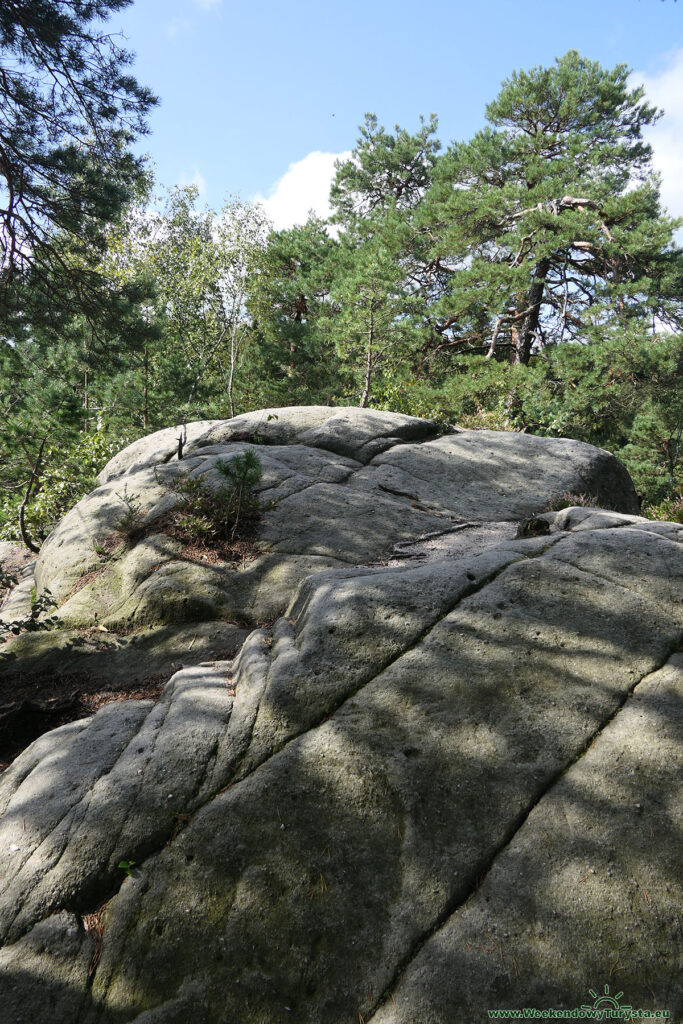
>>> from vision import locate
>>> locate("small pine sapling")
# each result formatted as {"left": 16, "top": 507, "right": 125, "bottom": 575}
{"left": 113, "top": 487, "right": 146, "bottom": 543}
{"left": 164, "top": 451, "right": 263, "bottom": 552}
{"left": 215, "top": 451, "right": 263, "bottom": 540}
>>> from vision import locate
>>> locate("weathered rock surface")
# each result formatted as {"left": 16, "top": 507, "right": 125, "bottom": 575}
{"left": 31, "top": 406, "right": 638, "bottom": 629}
{"left": 0, "top": 543, "right": 36, "bottom": 627}
{"left": 0, "top": 408, "right": 680, "bottom": 1023}
{"left": 0, "top": 542, "right": 34, "bottom": 580}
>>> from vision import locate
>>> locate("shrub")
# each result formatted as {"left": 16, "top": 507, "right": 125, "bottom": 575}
{"left": 167, "top": 451, "right": 263, "bottom": 549}
{"left": 544, "top": 492, "right": 601, "bottom": 512}
{"left": 641, "top": 494, "right": 683, "bottom": 524}
{"left": 113, "top": 487, "right": 146, "bottom": 543}
{"left": 0, "top": 586, "right": 60, "bottom": 643}
{"left": 0, "top": 428, "right": 138, "bottom": 544}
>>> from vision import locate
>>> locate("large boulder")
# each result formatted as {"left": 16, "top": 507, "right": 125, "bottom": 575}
{"left": 30, "top": 406, "right": 637, "bottom": 632}
{"left": 1, "top": 408, "right": 680, "bottom": 1024}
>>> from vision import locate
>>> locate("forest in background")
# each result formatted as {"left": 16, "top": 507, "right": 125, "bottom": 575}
{"left": 1, "top": 3, "right": 682, "bottom": 551}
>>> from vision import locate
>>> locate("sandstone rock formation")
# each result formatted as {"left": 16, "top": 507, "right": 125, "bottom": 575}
{"left": 0, "top": 408, "right": 680, "bottom": 1023}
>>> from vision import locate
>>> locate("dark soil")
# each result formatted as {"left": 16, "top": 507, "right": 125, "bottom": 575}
{"left": 0, "top": 670, "right": 169, "bottom": 769}
{"left": 0, "top": 620, "right": 249, "bottom": 770}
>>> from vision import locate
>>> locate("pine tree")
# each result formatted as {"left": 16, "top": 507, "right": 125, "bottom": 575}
{"left": 0, "top": 0, "right": 156, "bottom": 335}
{"left": 246, "top": 219, "right": 343, "bottom": 407}
{"left": 331, "top": 113, "right": 440, "bottom": 220}
{"left": 321, "top": 116, "right": 441, "bottom": 404}
{"left": 422, "top": 51, "right": 683, "bottom": 364}
{"left": 319, "top": 216, "right": 420, "bottom": 407}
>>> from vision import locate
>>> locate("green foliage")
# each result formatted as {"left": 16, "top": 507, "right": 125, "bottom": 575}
{"left": 420, "top": 51, "right": 682, "bottom": 364}
{"left": 330, "top": 112, "right": 440, "bottom": 220}
{"left": 324, "top": 117, "right": 442, "bottom": 405}
{"left": 521, "top": 332, "right": 683, "bottom": 502}
{"left": 641, "top": 494, "right": 683, "bottom": 524}
{"left": 253, "top": 52, "right": 681, "bottom": 423}
{"left": 0, "top": 185, "right": 270, "bottom": 552}
{"left": 113, "top": 487, "right": 147, "bottom": 544}
{"left": 0, "top": 429, "right": 137, "bottom": 544}
{"left": 320, "top": 219, "right": 422, "bottom": 407}
{"left": 2, "top": 48, "right": 681, "bottom": 552}
{"left": 103, "top": 187, "right": 272, "bottom": 425}
{"left": 0, "top": 565, "right": 18, "bottom": 593}
{"left": 34, "top": 431, "right": 136, "bottom": 530}
{"left": 544, "top": 492, "right": 601, "bottom": 512}
{"left": 371, "top": 332, "right": 682, "bottom": 507}
{"left": 167, "top": 452, "right": 263, "bottom": 548}
{"left": 370, "top": 356, "right": 526, "bottom": 430}
{"left": 0, "top": 587, "right": 60, "bottom": 643}
{"left": 245, "top": 219, "right": 343, "bottom": 408}
{"left": 0, "top": 0, "right": 156, "bottom": 337}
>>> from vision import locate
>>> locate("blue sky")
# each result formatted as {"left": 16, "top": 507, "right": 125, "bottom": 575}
{"left": 114, "top": 0, "right": 683, "bottom": 226}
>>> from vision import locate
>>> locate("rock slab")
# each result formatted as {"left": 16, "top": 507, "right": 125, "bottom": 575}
{"left": 0, "top": 408, "right": 679, "bottom": 1024}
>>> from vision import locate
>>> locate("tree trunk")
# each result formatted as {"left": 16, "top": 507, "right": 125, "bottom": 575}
{"left": 511, "top": 258, "right": 550, "bottom": 365}
{"left": 143, "top": 345, "right": 149, "bottom": 430}
{"left": 83, "top": 366, "right": 89, "bottom": 432}
{"left": 83, "top": 329, "right": 92, "bottom": 431}
{"left": 360, "top": 315, "right": 374, "bottom": 408}
{"left": 228, "top": 327, "right": 237, "bottom": 418}
{"left": 18, "top": 437, "right": 48, "bottom": 553}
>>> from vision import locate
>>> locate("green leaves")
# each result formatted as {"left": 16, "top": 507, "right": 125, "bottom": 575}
{"left": 3, "top": 44, "right": 681, "bottom": 554}
{"left": 419, "top": 51, "right": 682, "bottom": 365}
{"left": 165, "top": 451, "right": 263, "bottom": 550}
{"left": 244, "top": 218, "right": 342, "bottom": 408}
{"left": 113, "top": 487, "right": 146, "bottom": 545}
{"left": 318, "top": 217, "right": 423, "bottom": 407}
{"left": 134, "top": 187, "right": 271, "bottom": 421}
{"left": 0, "top": 587, "right": 61, "bottom": 644}
{"left": 0, "top": 0, "right": 157, "bottom": 335}
{"left": 330, "top": 113, "right": 440, "bottom": 220}
{"left": 521, "top": 332, "right": 683, "bottom": 502}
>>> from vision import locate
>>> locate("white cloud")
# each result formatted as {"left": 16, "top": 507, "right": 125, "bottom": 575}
{"left": 194, "top": 0, "right": 221, "bottom": 9}
{"left": 178, "top": 167, "right": 207, "bottom": 197}
{"left": 252, "top": 150, "right": 351, "bottom": 230}
{"left": 632, "top": 50, "right": 683, "bottom": 221}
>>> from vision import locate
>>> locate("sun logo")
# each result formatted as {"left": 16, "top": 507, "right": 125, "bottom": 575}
{"left": 581, "top": 984, "right": 632, "bottom": 1014}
